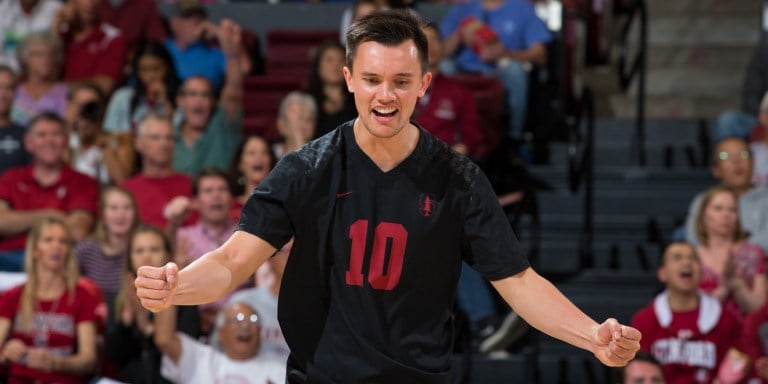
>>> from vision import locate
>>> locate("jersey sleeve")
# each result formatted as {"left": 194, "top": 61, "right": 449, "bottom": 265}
{"left": 461, "top": 171, "right": 529, "bottom": 280}
{"left": 236, "top": 153, "right": 304, "bottom": 250}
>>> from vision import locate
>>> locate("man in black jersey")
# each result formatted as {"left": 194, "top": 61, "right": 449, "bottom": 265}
{"left": 135, "top": 10, "right": 641, "bottom": 383}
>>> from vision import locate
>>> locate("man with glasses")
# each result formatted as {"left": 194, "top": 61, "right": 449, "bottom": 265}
{"left": 172, "top": 19, "right": 244, "bottom": 176}
{"left": 683, "top": 137, "right": 768, "bottom": 251}
{"left": 154, "top": 301, "right": 286, "bottom": 383}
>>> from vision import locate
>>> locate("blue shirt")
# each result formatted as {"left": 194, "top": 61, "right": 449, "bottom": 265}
{"left": 440, "top": 0, "right": 552, "bottom": 72}
{"left": 165, "top": 39, "right": 226, "bottom": 90}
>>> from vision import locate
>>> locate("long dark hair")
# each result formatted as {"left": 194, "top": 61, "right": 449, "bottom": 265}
{"left": 129, "top": 42, "right": 180, "bottom": 118}
{"left": 227, "top": 134, "right": 277, "bottom": 197}
{"left": 306, "top": 40, "right": 354, "bottom": 112}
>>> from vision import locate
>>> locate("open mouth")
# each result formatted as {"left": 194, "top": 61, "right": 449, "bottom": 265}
{"left": 373, "top": 107, "right": 397, "bottom": 118}
{"left": 235, "top": 333, "right": 253, "bottom": 342}
{"left": 679, "top": 271, "right": 693, "bottom": 280}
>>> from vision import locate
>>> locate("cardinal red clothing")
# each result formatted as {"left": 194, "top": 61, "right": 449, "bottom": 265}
{"left": 99, "top": 0, "right": 166, "bottom": 55}
{"left": 120, "top": 172, "right": 192, "bottom": 228}
{"left": 414, "top": 73, "right": 482, "bottom": 157}
{"left": 0, "top": 282, "right": 100, "bottom": 384}
{"left": 740, "top": 305, "right": 768, "bottom": 382}
{"left": 631, "top": 291, "right": 741, "bottom": 384}
{"left": 0, "top": 165, "right": 98, "bottom": 251}
{"left": 62, "top": 23, "right": 126, "bottom": 85}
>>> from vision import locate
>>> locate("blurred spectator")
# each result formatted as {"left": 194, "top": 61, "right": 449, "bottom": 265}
{"left": 684, "top": 137, "right": 768, "bottom": 252}
{"left": 103, "top": 41, "right": 180, "bottom": 134}
{"left": 98, "top": 0, "right": 166, "bottom": 58}
{"left": 155, "top": 302, "right": 286, "bottom": 384}
{"left": 739, "top": 300, "right": 768, "bottom": 383}
{"left": 0, "top": 217, "right": 99, "bottom": 383}
{"left": 172, "top": 20, "right": 243, "bottom": 176}
{"left": 227, "top": 134, "right": 275, "bottom": 220}
{"left": 339, "top": 0, "right": 383, "bottom": 46}
{"left": 75, "top": 186, "right": 139, "bottom": 316}
{"left": 0, "top": 64, "right": 30, "bottom": 174}
{"left": 107, "top": 225, "right": 200, "bottom": 384}
{"left": 52, "top": 0, "right": 127, "bottom": 95}
{"left": 0, "top": 112, "right": 98, "bottom": 272}
{"left": 415, "top": 22, "right": 481, "bottom": 158}
{"left": 165, "top": 2, "right": 249, "bottom": 90}
{"left": 715, "top": 44, "right": 768, "bottom": 142}
{"left": 439, "top": 0, "right": 551, "bottom": 139}
{"left": 228, "top": 239, "right": 291, "bottom": 362}
{"left": 616, "top": 351, "right": 666, "bottom": 384}
{"left": 10, "top": 31, "right": 67, "bottom": 126}
{"left": 66, "top": 82, "right": 133, "bottom": 184}
{"left": 693, "top": 186, "right": 767, "bottom": 318}
{"left": 121, "top": 113, "right": 192, "bottom": 229}
{"left": 631, "top": 242, "right": 742, "bottom": 384}
{"left": 307, "top": 40, "right": 356, "bottom": 138}
{"left": 0, "top": 0, "right": 62, "bottom": 72}
{"left": 749, "top": 91, "right": 768, "bottom": 187}
{"left": 273, "top": 91, "right": 317, "bottom": 160}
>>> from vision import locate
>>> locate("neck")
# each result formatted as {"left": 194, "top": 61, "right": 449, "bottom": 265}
{"left": 667, "top": 290, "right": 699, "bottom": 312}
{"left": 705, "top": 234, "right": 733, "bottom": 250}
{"left": 33, "top": 162, "right": 63, "bottom": 183}
{"left": 26, "top": 76, "right": 51, "bottom": 88}
{"left": 733, "top": 184, "right": 753, "bottom": 197}
{"left": 353, "top": 120, "right": 419, "bottom": 172}
{"left": 106, "top": 232, "right": 129, "bottom": 252}
{"left": 201, "top": 218, "right": 229, "bottom": 232}
{"left": 142, "top": 163, "right": 173, "bottom": 178}
{"left": 36, "top": 268, "right": 66, "bottom": 296}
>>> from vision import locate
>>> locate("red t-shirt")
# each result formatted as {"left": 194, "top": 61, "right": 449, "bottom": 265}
{"left": 99, "top": 0, "right": 166, "bottom": 55}
{"left": 631, "top": 293, "right": 741, "bottom": 384}
{"left": 0, "top": 165, "right": 99, "bottom": 251}
{"left": 62, "top": 23, "right": 127, "bottom": 85}
{"left": 120, "top": 172, "right": 193, "bottom": 228}
{"left": 0, "top": 282, "right": 100, "bottom": 384}
{"left": 739, "top": 305, "right": 768, "bottom": 382}
{"left": 414, "top": 73, "right": 483, "bottom": 158}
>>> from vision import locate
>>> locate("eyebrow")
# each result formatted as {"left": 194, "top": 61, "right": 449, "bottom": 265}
{"left": 360, "top": 72, "right": 415, "bottom": 78}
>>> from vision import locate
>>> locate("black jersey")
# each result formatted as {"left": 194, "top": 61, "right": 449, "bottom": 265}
{"left": 237, "top": 120, "right": 528, "bottom": 383}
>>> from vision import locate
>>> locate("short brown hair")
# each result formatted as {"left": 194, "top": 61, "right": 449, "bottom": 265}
{"left": 345, "top": 9, "right": 428, "bottom": 74}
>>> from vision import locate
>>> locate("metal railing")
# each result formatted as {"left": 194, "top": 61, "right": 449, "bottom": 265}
{"left": 616, "top": 0, "right": 648, "bottom": 166}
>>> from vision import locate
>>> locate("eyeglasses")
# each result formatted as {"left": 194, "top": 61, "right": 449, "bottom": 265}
{"left": 224, "top": 312, "right": 259, "bottom": 325}
{"left": 717, "top": 150, "right": 750, "bottom": 161}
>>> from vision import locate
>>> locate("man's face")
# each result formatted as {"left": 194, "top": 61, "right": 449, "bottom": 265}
{"left": 623, "top": 360, "right": 665, "bottom": 384}
{"left": 218, "top": 303, "right": 261, "bottom": 360}
{"left": 658, "top": 243, "right": 700, "bottom": 294}
{"left": 712, "top": 138, "right": 753, "bottom": 189}
{"left": 195, "top": 176, "right": 233, "bottom": 225}
{"left": 277, "top": 100, "right": 316, "bottom": 144}
{"left": 25, "top": 119, "right": 67, "bottom": 166}
{"left": 343, "top": 40, "right": 431, "bottom": 139}
{"left": 0, "top": 71, "right": 15, "bottom": 117}
{"left": 177, "top": 78, "right": 214, "bottom": 129}
{"left": 135, "top": 119, "right": 174, "bottom": 167}
{"left": 170, "top": 15, "right": 204, "bottom": 46}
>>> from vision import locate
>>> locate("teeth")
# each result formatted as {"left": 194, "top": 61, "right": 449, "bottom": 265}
{"left": 374, "top": 107, "right": 396, "bottom": 114}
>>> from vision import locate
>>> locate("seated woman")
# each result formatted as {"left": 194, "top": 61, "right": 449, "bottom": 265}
{"left": 0, "top": 217, "right": 100, "bottom": 383}
{"left": 227, "top": 134, "right": 275, "bottom": 221}
{"left": 11, "top": 31, "right": 68, "bottom": 126}
{"left": 695, "top": 185, "right": 768, "bottom": 319}
{"left": 106, "top": 225, "right": 199, "bottom": 383}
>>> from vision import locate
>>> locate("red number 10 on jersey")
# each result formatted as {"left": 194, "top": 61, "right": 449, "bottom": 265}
{"left": 345, "top": 219, "right": 408, "bottom": 291}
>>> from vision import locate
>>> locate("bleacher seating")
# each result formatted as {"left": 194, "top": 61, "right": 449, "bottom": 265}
{"left": 265, "top": 29, "right": 339, "bottom": 78}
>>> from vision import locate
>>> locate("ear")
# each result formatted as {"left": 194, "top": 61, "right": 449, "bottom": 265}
{"left": 418, "top": 71, "right": 433, "bottom": 98}
{"left": 657, "top": 266, "right": 667, "bottom": 284}
{"left": 343, "top": 66, "right": 354, "bottom": 93}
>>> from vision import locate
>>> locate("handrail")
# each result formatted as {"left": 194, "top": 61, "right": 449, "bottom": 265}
{"left": 616, "top": 0, "right": 648, "bottom": 166}
{"left": 567, "top": 87, "right": 595, "bottom": 270}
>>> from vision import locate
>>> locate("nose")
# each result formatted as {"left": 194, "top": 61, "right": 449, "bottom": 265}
{"left": 376, "top": 82, "right": 395, "bottom": 103}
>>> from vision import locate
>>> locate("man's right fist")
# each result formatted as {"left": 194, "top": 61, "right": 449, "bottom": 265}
{"left": 134, "top": 262, "right": 179, "bottom": 313}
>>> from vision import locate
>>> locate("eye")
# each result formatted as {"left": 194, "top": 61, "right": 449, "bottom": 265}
{"left": 363, "top": 78, "right": 379, "bottom": 85}
{"left": 395, "top": 80, "right": 409, "bottom": 87}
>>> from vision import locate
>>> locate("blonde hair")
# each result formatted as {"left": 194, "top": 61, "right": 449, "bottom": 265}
{"left": 695, "top": 185, "right": 747, "bottom": 245}
{"left": 93, "top": 185, "right": 140, "bottom": 247}
{"left": 19, "top": 218, "right": 79, "bottom": 331}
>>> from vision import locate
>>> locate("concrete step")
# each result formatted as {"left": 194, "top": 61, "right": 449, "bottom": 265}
{"left": 645, "top": 45, "right": 754, "bottom": 71}
{"left": 608, "top": 94, "right": 737, "bottom": 120}
{"left": 646, "top": 0, "right": 759, "bottom": 19}
{"left": 645, "top": 16, "right": 760, "bottom": 47}
{"left": 548, "top": 142, "right": 710, "bottom": 169}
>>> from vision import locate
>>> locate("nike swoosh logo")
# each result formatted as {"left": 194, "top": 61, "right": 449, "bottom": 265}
{"left": 336, "top": 191, "right": 353, "bottom": 198}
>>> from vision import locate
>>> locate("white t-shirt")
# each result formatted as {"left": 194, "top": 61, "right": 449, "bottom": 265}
{"left": 0, "top": 0, "right": 61, "bottom": 71}
{"left": 161, "top": 333, "right": 286, "bottom": 384}
{"left": 751, "top": 142, "right": 768, "bottom": 187}
{"left": 229, "top": 287, "right": 290, "bottom": 363}
{"left": 69, "top": 133, "right": 110, "bottom": 184}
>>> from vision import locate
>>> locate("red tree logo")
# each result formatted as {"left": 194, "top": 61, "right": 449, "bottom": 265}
{"left": 419, "top": 193, "right": 437, "bottom": 217}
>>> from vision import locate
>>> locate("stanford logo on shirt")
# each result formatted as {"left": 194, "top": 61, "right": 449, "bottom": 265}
{"left": 419, "top": 193, "right": 437, "bottom": 217}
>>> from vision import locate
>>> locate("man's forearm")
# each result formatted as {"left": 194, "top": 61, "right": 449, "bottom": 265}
{"left": 0, "top": 210, "right": 57, "bottom": 236}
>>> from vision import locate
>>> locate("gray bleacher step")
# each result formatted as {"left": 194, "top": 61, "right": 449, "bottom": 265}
{"left": 592, "top": 118, "right": 705, "bottom": 145}
{"left": 529, "top": 242, "right": 663, "bottom": 272}
{"left": 537, "top": 191, "right": 691, "bottom": 217}
{"left": 450, "top": 354, "right": 533, "bottom": 384}
{"left": 527, "top": 165, "right": 715, "bottom": 189}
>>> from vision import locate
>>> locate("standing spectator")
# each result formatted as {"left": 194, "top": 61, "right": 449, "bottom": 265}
{"left": 172, "top": 19, "right": 244, "bottom": 176}
{"left": 155, "top": 302, "right": 286, "bottom": 384}
{"left": 415, "top": 21, "right": 481, "bottom": 157}
{"left": 715, "top": 44, "right": 768, "bottom": 141}
{"left": 0, "top": 217, "right": 99, "bottom": 384}
{"left": 227, "top": 134, "right": 275, "bottom": 220}
{"left": 107, "top": 225, "right": 200, "bottom": 384}
{"left": 684, "top": 137, "right": 768, "bottom": 252}
{"left": 693, "top": 186, "right": 767, "bottom": 318}
{"left": 11, "top": 31, "right": 67, "bottom": 126}
{"left": 103, "top": 41, "right": 179, "bottom": 135}
{"left": 99, "top": 0, "right": 166, "bottom": 58}
{"left": 306, "top": 40, "right": 357, "bottom": 138}
{"left": 165, "top": 2, "right": 249, "bottom": 90}
{"left": 0, "top": 0, "right": 61, "bottom": 71}
{"left": 631, "top": 242, "right": 742, "bottom": 384}
{"left": 272, "top": 91, "right": 317, "bottom": 160}
{"left": 739, "top": 299, "right": 768, "bottom": 383}
{"left": 66, "top": 82, "right": 133, "bottom": 184}
{"left": 52, "top": 0, "right": 127, "bottom": 95}
{"left": 749, "top": 91, "right": 768, "bottom": 187}
{"left": 75, "top": 186, "right": 139, "bottom": 315}
{"left": 0, "top": 64, "right": 29, "bottom": 174}
{"left": 440, "top": 0, "right": 551, "bottom": 139}
{"left": 0, "top": 112, "right": 98, "bottom": 272}
{"left": 121, "top": 113, "right": 191, "bottom": 229}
